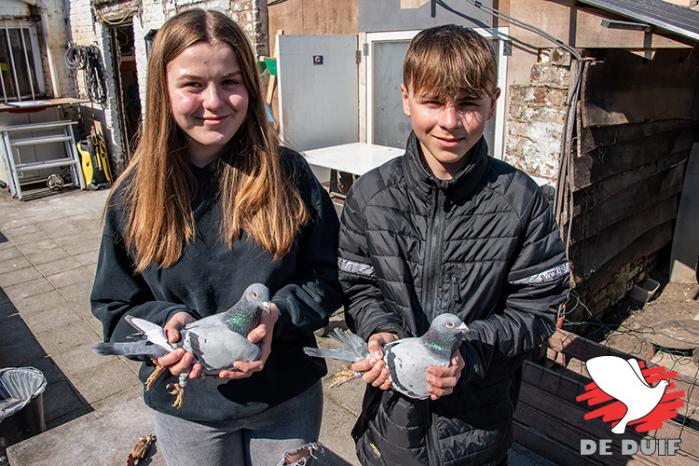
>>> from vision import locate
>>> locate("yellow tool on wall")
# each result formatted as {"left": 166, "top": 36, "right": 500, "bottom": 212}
{"left": 77, "top": 121, "right": 113, "bottom": 190}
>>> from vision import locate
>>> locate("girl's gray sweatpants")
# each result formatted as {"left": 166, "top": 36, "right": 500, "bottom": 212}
{"left": 154, "top": 382, "right": 323, "bottom": 466}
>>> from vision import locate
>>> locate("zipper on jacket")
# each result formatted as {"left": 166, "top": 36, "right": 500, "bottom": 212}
{"left": 451, "top": 274, "right": 462, "bottom": 305}
{"left": 421, "top": 189, "right": 445, "bottom": 324}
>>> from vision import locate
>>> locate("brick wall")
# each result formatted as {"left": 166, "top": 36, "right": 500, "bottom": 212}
{"left": 504, "top": 48, "right": 572, "bottom": 186}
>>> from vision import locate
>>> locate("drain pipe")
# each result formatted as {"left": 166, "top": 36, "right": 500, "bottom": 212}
{"left": 19, "top": 0, "right": 61, "bottom": 98}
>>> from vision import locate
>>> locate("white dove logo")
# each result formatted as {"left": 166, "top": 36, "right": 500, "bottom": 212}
{"left": 585, "top": 356, "right": 669, "bottom": 434}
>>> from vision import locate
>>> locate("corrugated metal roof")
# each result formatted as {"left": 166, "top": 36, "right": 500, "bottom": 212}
{"left": 577, "top": 0, "right": 699, "bottom": 42}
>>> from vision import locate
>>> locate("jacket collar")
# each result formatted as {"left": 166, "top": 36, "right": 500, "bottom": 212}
{"left": 402, "top": 131, "right": 490, "bottom": 201}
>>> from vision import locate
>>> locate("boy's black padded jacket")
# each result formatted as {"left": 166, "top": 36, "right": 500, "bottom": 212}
{"left": 91, "top": 149, "right": 342, "bottom": 422}
{"left": 338, "top": 133, "right": 569, "bottom": 465}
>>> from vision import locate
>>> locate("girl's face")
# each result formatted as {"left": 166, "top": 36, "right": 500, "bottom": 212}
{"left": 167, "top": 42, "right": 249, "bottom": 166}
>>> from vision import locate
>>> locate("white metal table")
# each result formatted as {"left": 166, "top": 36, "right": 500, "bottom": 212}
{"left": 303, "top": 142, "right": 404, "bottom": 177}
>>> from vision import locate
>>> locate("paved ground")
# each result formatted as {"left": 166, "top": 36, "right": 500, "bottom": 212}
{"left": 0, "top": 188, "right": 554, "bottom": 466}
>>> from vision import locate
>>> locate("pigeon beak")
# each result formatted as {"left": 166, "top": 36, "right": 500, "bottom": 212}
{"left": 457, "top": 323, "right": 469, "bottom": 334}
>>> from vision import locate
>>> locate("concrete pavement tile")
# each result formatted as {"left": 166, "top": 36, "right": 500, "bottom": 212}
{"left": 2, "top": 216, "right": 37, "bottom": 230}
{"left": 69, "top": 359, "right": 142, "bottom": 405}
{"left": 51, "top": 343, "right": 117, "bottom": 378}
{"left": 36, "top": 256, "right": 83, "bottom": 277}
{"left": 73, "top": 249, "right": 99, "bottom": 266}
{"left": 15, "top": 238, "right": 58, "bottom": 254}
{"left": 22, "top": 306, "right": 83, "bottom": 334}
{"left": 0, "top": 265, "right": 43, "bottom": 287}
{"left": 58, "top": 283, "right": 91, "bottom": 313}
{"left": 35, "top": 320, "right": 100, "bottom": 356}
{"left": 1, "top": 222, "right": 41, "bottom": 240}
{"left": 46, "top": 266, "right": 93, "bottom": 289}
{"left": 8, "top": 230, "right": 49, "bottom": 245}
{"left": 13, "top": 289, "right": 71, "bottom": 316}
{"left": 3, "top": 277, "right": 55, "bottom": 301}
{"left": 42, "top": 380, "right": 90, "bottom": 423}
{"left": 60, "top": 236, "right": 102, "bottom": 255}
{"left": 319, "top": 398, "right": 360, "bottom": 466}
{"left": 84, "top": 315, "right": 104, "bottom": 336}
{"left": 120, "top": 357, "right": 143, "bottom": 376}
{"left": 24, "top": 245, "right": 70, "bottom": 266}
{"left": 85, "top": 262, "right": 97, "bottom": 276}
{"left": 0, "top": 255, "right": 33, "bottom": 274}
{"left": 0, "top": 246, "right": 23, "bottom": 261}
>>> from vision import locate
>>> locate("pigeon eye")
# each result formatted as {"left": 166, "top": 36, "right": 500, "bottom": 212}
{"left": 251, "top": 292, "right": 258, "bottom": 299}
{"left": 446, "top": 321, "right": 455, "bottom": 328}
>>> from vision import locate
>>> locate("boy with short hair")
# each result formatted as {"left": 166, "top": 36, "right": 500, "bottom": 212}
{"left": 338, "top": 25, "right": 569, "bottom": 465}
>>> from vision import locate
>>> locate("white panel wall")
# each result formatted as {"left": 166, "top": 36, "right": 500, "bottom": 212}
{"left": 277, "top": 35, "right": 359, "bottom": 153}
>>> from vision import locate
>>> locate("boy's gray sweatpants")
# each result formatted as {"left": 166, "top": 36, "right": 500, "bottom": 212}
{"left": 154, "top": 382, "right": 322, "bottom": 466}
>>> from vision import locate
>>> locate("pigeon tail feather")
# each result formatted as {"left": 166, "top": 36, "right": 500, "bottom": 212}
{"left": 303, "top": 347, "right": 364, "bottom": 362}
{"left": 91, "top": 341, "right": 167, "bottom": 358}
{"left": 328, "top": 329, "right": 369, "bottom": 359}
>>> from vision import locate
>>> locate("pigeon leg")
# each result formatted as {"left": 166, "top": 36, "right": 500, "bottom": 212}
{"left": 145, "top": 359, "right": 165, "bottom": 391}
{"left": 330, "top": 367, "right": 362, "bottom": 388}
{"left": 166, "top": 373, "right": 189, "bottom": 409}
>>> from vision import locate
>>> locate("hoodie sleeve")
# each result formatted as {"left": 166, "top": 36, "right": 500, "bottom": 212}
{"left": 90, "top": 200, "right": 196, "bottom": 344}
{"left": 338, "top": 182, "right": 407, "bottom": 341}
{"left": 459, "top": 186, "right": 569, "bottom": 382}
{"left": 270, "top": 155, "right": 344, "bottom": 340}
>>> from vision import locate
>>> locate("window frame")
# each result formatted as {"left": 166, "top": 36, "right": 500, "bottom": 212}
{"left": 0, "top": 18, "right": 46, "bottom": 103}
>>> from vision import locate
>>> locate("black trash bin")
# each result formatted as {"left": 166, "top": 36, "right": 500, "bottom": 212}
{"left": 0, "top": 367, "right": 47, "bottom": 444}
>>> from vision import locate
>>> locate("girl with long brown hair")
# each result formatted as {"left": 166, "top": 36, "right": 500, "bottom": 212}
{"left": 91, "top": 9, "right": 341, "bottom": 465}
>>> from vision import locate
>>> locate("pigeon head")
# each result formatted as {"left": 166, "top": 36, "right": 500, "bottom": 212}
{"left": 223, "top": 283, "right": 271, "bottom": 335}
{"left": 422, "top": 313, "right": 469, "bottom": 358}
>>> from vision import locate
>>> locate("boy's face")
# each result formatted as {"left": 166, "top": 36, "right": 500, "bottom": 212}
{"left": 401, "top": 83, "right": 499, "bottom": 180}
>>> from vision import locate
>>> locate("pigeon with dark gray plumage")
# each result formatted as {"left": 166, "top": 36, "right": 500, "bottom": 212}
{"left": 304, "top": 313, "right": 468, "bottom": 399}
{"left": 92, "top": 283, "right": 271, "bottom": 408}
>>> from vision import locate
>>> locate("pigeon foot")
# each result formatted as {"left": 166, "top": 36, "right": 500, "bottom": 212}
{"left": 166, "top": 383, "right": 185, "bottom": 409}
{"left": 330, "top": 368, "right": 360, "bottom": 388}
{"left": 145, "top": 359, "right": 164, "bottom": 391}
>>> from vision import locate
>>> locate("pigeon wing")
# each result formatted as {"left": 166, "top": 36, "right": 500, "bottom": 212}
{"left": 183, "top": 326, "right": 260, "bottom": 371}
{"left": 125, "top": 316, "right": 173, "bottom": 352}
{"left": 384, "top": 338, "right": 445, "bottom": 400}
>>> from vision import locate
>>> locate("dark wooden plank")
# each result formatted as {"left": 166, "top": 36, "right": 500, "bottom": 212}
{"left": 571, "top": 163, "right": 685, "bottom": 241}
{"left": 571, "top": 221, "right": 672, "bottom": 291}
{"left": 570, "top": 196, "right": 678, "bottom": 276}
{"left": 579, "top": 120, "right": 699, "bottom": 155}
{"left": 515, "top": 399, "right": 651, "bottom": 466}
{"left": 520, "top": 382, "right": 699, "bottom": 461}
{"left": 572, "top": 156, "right": 687, "bottom": 214}
{"left": 580, "top": 49, "right": 699, "bottom": 128}
{"left": 573, "top": 131, "right": 695, "bottom": 190}
{"left": 512, "top": 420, "right": 601, "bottom": 466}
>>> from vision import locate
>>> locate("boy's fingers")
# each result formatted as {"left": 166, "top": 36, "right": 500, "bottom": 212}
{"left": 362, "top": 360, "right": 385, "bottom": 384}
{"left": 371, "top": 367, "right": 390, "bottom": 388}
{"left": 247, "top": 325, "right": 266, "bottom": 343}
{"left": 427, "top": 375, "right": 458, "bottom": 389}
{"left": 366, "top": 340, "right": 384, "bottom": 360}
{"left": 350, "top": 359, "right": 372, "bottom": 373}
